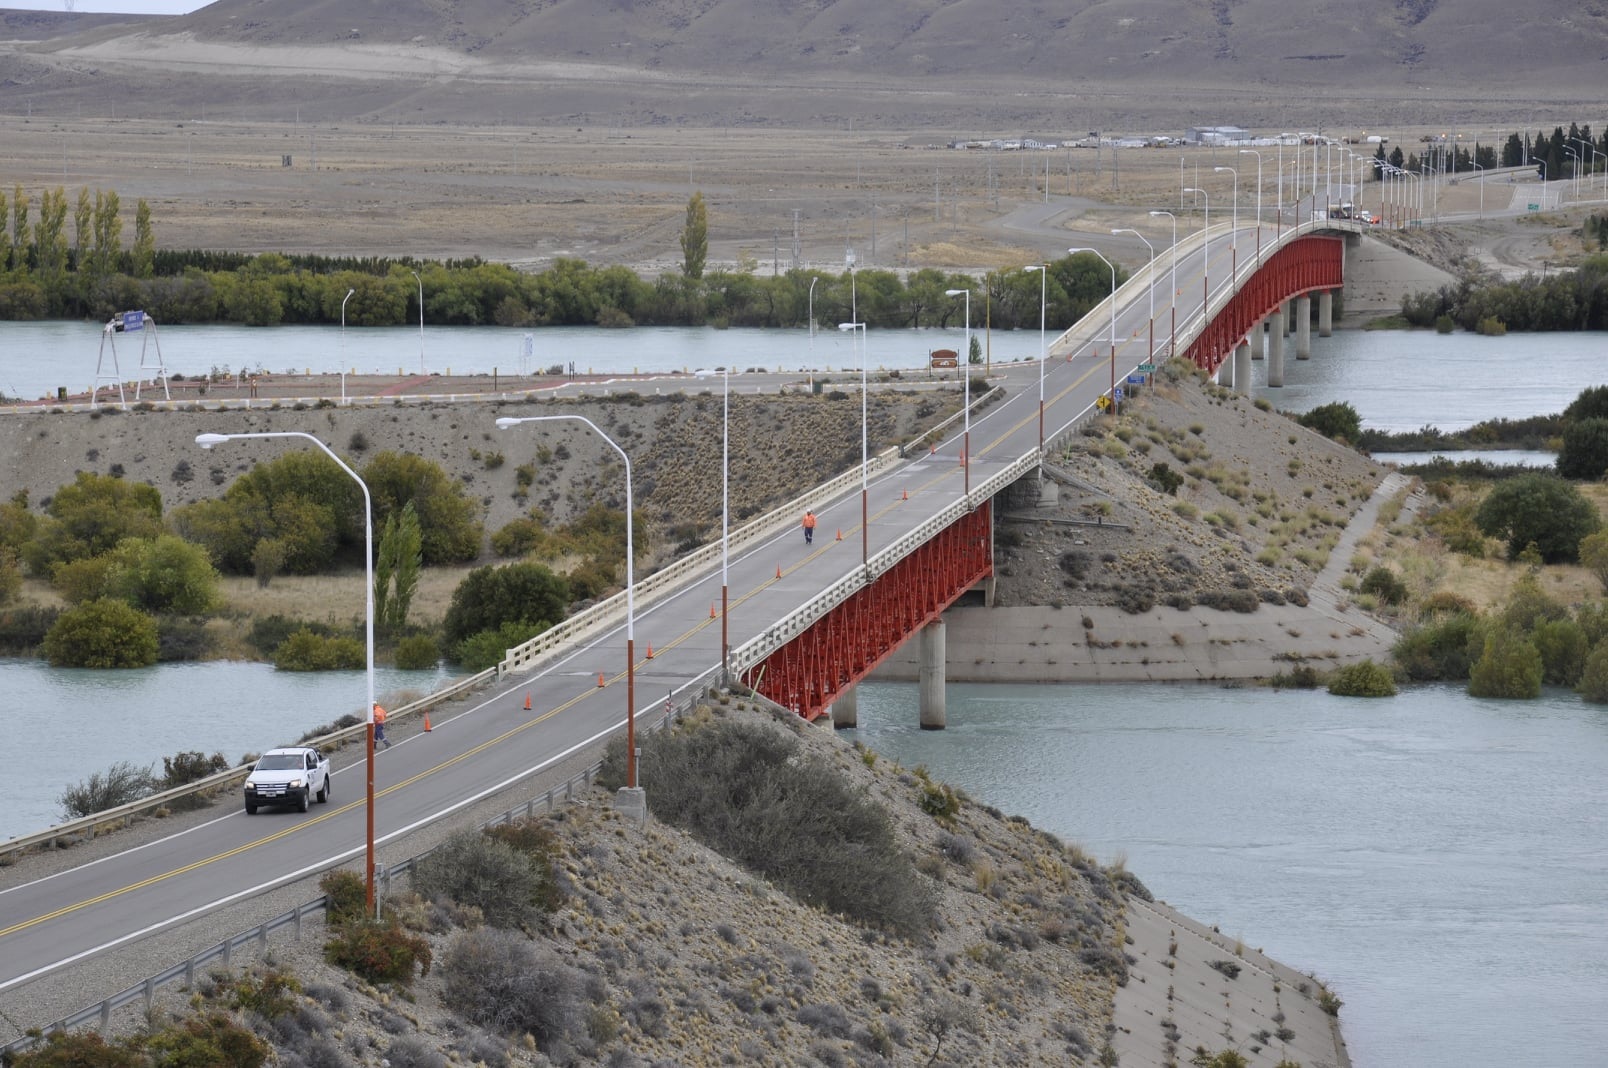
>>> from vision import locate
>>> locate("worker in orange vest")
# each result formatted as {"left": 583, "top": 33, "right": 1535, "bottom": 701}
{"left": 372, "top": 703, "right": 392, "bottom": 749}
{"left": 802, "top": 509, "right": 817, "bottom": 545}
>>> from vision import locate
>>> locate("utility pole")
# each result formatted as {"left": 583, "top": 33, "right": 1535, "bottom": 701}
{"left": 791, "top": 209, "right": 801, "bottom": 271}
{"left": 870, "top": 193, "right": 877, "bottom": 262}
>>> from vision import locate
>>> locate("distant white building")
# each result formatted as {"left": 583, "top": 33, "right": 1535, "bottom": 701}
{"left": 1185, "top": 125, "right": 1250, "bottom": 145}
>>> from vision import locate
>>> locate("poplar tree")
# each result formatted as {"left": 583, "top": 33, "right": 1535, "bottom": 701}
{"left": 36, "top": 188, "right": 70, "bottom": 306}
{"left": 132, "top": 199, "right": 154, "bottom": 279}
{"left": 374, "top": 500, "right": 423, "bottom": 631}
{"left": 681, "top": 191, "right": 707, "bottom": 279}
{"left": 9, "top": 185, "right": 27, "bottom": 274}
{"left": 0, "top": 187, "right": 8, "bottom": 271}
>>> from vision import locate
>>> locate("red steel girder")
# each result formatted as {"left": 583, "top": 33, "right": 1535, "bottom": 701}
{"left": 1184, "top": 235, "right": 1345, "bottom": 376}
{"left": 743, "top": 502, "right": 993, "bottom": 720}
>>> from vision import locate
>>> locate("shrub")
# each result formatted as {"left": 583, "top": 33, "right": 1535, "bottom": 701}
{"left": 1394, "top": 614, "right": 1479, "bottom": 682}
{"left": 394, "top": 634, "right": 440, "bottom": 670}
{"left": 1531, "top": 619, "right": 1589, "bottom": 687}
{"left": 1359, "top": 567, "right": 1408, "bottom": 606}
{"left": 1474, "top": 474, "right": 1600, "bottom": 564}
{"left": 274, "top": 627, "right": 366, "bottom": 671}
{"left": 160, "top": 750, "right": 230, "bottom": 789}
{"left": 42, "top": 598, "right": 160, "bottom": 667}
{"left": 1581, "top": 529, "right": 1608, "bottom": 594}
{"left": 918, "top": 779, "right": 961, "bottom": 821}
{"left": 412, "top": 828, "right": 551, "bottom": 929}
{"left": 58, "top": 760, "right": 154, "bottom": 819}
{"left": 362, "top": 450, "right": 484, "bottom": 564}
{"left": 5, "top": 1031, "right": 144, "bottom": 1067}
{"left": 227, "top": 969, "right": 303, "bottom": 1019}
{"left": 1578, "top": 644, "right": 1608, "bottom": 704}
{"left": 442, "top": 562, "right": 569, "bottom": 649}
{"left": 143, "top": 1014, "right": 269, "bottom": 1068}
{"left": 453, "top": 621, "right": 548, "bottom": 672}
{"left": 0, "top": 604, "right": 62, "bottom": 655}
{"left": 440, "top": 928, "right": 586, "bottom": 1047}
{"left": 481, "top": 818, "right": 566, "bottom": 913}
{"left": 323, "top": 918, "right": 432, "bottom": 985}
{"left": 321, "top": 869, "right": 369, "bottom": 926}
{"left": 1326, "top": 660, "right": 1397, "bottom": 697}
{"left": 602, "top": 718, "right": 938, "bottom": 937}
{"left": 1434, "top": 313, "right": 1455, "bottom": 333}
{"left": 1468, "top": 628, "right": 1543, "bottom": 699}
{"left": 1296, "top": 401, "right": 1362, "bottom": 444}
{"left": 1556, "top": 416, "right": 1608, "bottom": 481}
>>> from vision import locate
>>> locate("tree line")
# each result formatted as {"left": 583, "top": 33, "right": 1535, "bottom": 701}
{"left": 1400, "top": 254, "right": 1608, "bottom": 332}
{"left": 0, "top": 183, "right": 1127, "bottom": 332}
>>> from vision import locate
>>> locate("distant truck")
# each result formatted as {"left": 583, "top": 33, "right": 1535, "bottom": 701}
{"left": 243, "top": 746, "right": 331, "bottom": 814}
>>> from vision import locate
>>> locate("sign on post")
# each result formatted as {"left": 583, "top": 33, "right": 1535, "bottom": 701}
{"left": 1113, "top": 387, "right": 1124, "bottom": 401}
{"left": 1126, "top": 374, "right": 1144, "bottom": 385}
{"left": 929, "top": 348, "right": 959, "bottom": 369}
{"left": 121, "top": 310, "right": 145, "bottom": 332}
{"left": 1138, "top": 363, "right": 1156, "bottom": 372}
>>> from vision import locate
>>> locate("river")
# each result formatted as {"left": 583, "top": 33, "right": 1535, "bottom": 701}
{"left": 1, "top": 322, "right": 1605, "bottom": 1065}
{"left": 849, "top": 681, "right": 1608, "bottom": 1068}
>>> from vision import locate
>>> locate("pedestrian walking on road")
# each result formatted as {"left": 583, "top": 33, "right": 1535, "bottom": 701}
{"left": 373, "top": 703, "right": 392, "bottom": 749}
{"left": 802, "top": 510, "right": 816, "bottom": 545}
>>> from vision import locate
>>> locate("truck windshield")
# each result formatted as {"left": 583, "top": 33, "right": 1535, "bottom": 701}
{"left": 255, "top": 754, "right": 303, "bottom": 771}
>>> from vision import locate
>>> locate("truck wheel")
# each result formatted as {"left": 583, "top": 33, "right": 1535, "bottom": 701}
{"left": 298, "top": 790, "right": 310, "bottom": 813}
{"left": 316, "top": 779, "right": 328, "bottom": 804}
{"left": 245, "top": 801, "right": 257, "bottom": 815}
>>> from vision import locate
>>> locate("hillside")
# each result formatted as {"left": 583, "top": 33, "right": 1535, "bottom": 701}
{"left": 4, "top": 0, "right": 1602, "bottom": 128}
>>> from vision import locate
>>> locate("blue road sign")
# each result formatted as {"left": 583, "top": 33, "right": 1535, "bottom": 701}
{"left": 1113, "top": 387, "right": 1124, "bottom": 401}
{"left": 122, "top": 310, "right": 145, "bottom": 332}
{"left": 1126, "top": 374, "right": 1143, "bottom": 384}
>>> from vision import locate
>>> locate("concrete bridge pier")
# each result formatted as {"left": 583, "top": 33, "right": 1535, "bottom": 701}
{"left": 1296, "top": 295, "right": 1312, "bottom": 359}
{"left": 1233, "top": 341, "right": 1252, "bottom": 396}
{"left": 1252, "top": 317, "right": 1265, "bottom": 360}
{"left": 830, "top": 684, "right": 858, "bottom": 729}
{"left": 1267, "top": 308, "right": 1286, "bottom": 387}
{"left": 1318, "top": 290, "right": 1334, "bottom": 337}
{"left": 918, "top": 620, "right": 947, "bottom": 730}
{"left": 1217, "top": 357, "right": 1233, "bottom": 387}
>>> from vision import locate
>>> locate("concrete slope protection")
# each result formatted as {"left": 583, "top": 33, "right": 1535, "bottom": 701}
{"left": 0, "top": 220, "right": 1325, "bottom": 993}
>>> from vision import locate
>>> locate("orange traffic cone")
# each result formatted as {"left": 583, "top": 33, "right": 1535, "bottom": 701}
{"left": 776, "top": 565, "right": 782, "bottom": 579}
{"left": 835, "top": 529, "right": 844, "bottom": 541}
{"left": 524, "top": 692, "right": 532, "bottom": 710}
{"left": 710, "top": 603, "right": 717, "bottom": 619}
{"left": 645, "top": 642, "right": 654, "bottom": 659}
{"left": 423, "top": 713, "right": 432, "bottom": 732}
{"left": 597, "top": 672, "right": 607, "bottom": 688}
{"left": 929, "top": 442, "right": 937, "bottom": 455}
{"left": 901, "top": 489, "right": 909, "bottom": 501}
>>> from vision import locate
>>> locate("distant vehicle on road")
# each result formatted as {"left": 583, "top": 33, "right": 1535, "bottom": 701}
{"left": 243, "top": 747, "right": 330, "bottom": 814}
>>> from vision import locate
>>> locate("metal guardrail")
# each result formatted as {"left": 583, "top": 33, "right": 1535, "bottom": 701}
{"left": 0, "top": 669, "right": 722, "bottom": 1059}
{"left": 0, "top": 669, "right": 496, "bottom": 864}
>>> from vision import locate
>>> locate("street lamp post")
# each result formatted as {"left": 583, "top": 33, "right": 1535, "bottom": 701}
{"left": 807, "top": 275, "right": 818, "bottom": 353}
{"left": 1148, "top": 210, "right": 1179, "bottom": 358}
{"left": 943, "top": 288, "right": 972, "bottom": 495}
{"left": 494, "top": 416, "right": 638, "bottom": 794}
{"left": 1563, "top": 147, "right": 1581, "bottom": 201}
{"left": 1183, "top": 187, "right": 1210, "bottom": 316}
{"left": 1468, "top": 159, "right": 1485, "bottom": 218}
{"left": 341, "top": 288, "right": 355, "bottom": 345}
{"left": 1022, "top": 265, "right": 1048, "bottom": 451}
{"left": 1214, "top": 165, "right": 1238, "bottom": 279}
{"left": 1239, "top": 149, "right": 1263, "bottom": 260}
{"left": 408, "top": 270, "right": 424, "bottom": 374}
{"left": 195, "top": 431, "right": 377, "bottom": 913}
{"left": 1067, "top": 247, "right": 1117, "bottom": 415}
{"left": 838, "top": 321, "right": 869, "bottom": 566}
{"left": 1111, "top": 228, "right": 1154, "bottom": 363}
{"left": 721, "top": 361, "right": 729, "bottom": 675}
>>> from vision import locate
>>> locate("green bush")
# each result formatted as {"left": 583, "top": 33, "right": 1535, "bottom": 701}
{"left": 439, "top": 927, "right": 587, "bottom": 1047}
{"left": 363, "top": 451, "right": 484, "bottom": 565}
{"left": 1359, "top": 567, "right": 1408, "bottom": 606}
{"left": 42, "top": 598, "right": 160, "bottom": 668}
{"left": 490, "top": 515, "right": 545, "bottom": 558}
{"left": 274, "top": 627, "right": 365, "bottom": 670}
{"left": 1468, "top": 628, "right": 1544, "bottom": 699}
{"left": 442, "top": 562, "right": 569, "bottom": 649}
{"left": 1394, "top": 613, "right": 1480, "bottom": 682}
{"left": 0, "top": 604, "right": 61, "bottom": 655}
{"left": 1434, "top": 314, "right": 1455, "bottom": 333}
{"left": 1556, "top": 416, "right": 1608, "bottom": 481}
{"left": 412, "top": 828, "right": 553, "bottom": 930}
{"left": 160, "top": 750, "right": 229, "bottom": 789}
{"left": 394, "top": 633, "right": 440, "bottom": 670}
{"left": 1147, "top": 462, "right": 1184, "bottom": 496}
{"left": 226, "top": 969, "right": 302, "bottom": 1020}
{"left": 918, "top": 779, "right": 962, "bottom": 821}
{"left": 601, "top": 717, "right": 938, "bottom": 938}
{"left": 323, "top": 917, "right": 432, "bottom": 985}
{"left": 21, "top": 471, "right": 163, "bottom": 575}
{"left": 6, "top": 1031, "right": 144, "bottom": 1067}
{"left": 0, "top": 548, "right": 21, "bottom": 607}
{"left": 454, "top": 621, "right": 548, "bottom": 671}
{"left": 1296, "top": 401, "right": 1362, "bottom": 444}
{"left": 482, "top": 818, "right": 567, "bottom": 914}
{"left": 321, "top": 869, "right": 370, "bottom": 926}
{"left": 1326, "top": 659, "right": 1398, "bottom": 697}
{"left": 1578, "top": 643, "right": 1608, "bottom": 704}
{"left": 1474, "top": 474, "right": 1600, "bottom": 564}
{"left": 1532, "top": 618, "right": 1589, "bottom": 687}
{"left": 1580, "top": 530, "right": 1608, "bottom": 594}
{"left": 101, "top": 534, "right": 220, "bottom": 614}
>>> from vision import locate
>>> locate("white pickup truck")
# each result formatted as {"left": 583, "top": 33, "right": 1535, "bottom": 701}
{"left": 243, "top": 746, "right": 331, "bottom": 814}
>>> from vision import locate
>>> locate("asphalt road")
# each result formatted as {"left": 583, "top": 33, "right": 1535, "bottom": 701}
{"left": 0, "top": 219, "right": 1282, "bottom": 999}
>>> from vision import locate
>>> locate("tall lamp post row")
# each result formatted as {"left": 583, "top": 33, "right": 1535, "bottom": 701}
{"left": 944, "top": 288, "right": 972, "bottom": 495}
{"left": 1067, "top": 247, "right": 1117, "bottom": 413}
